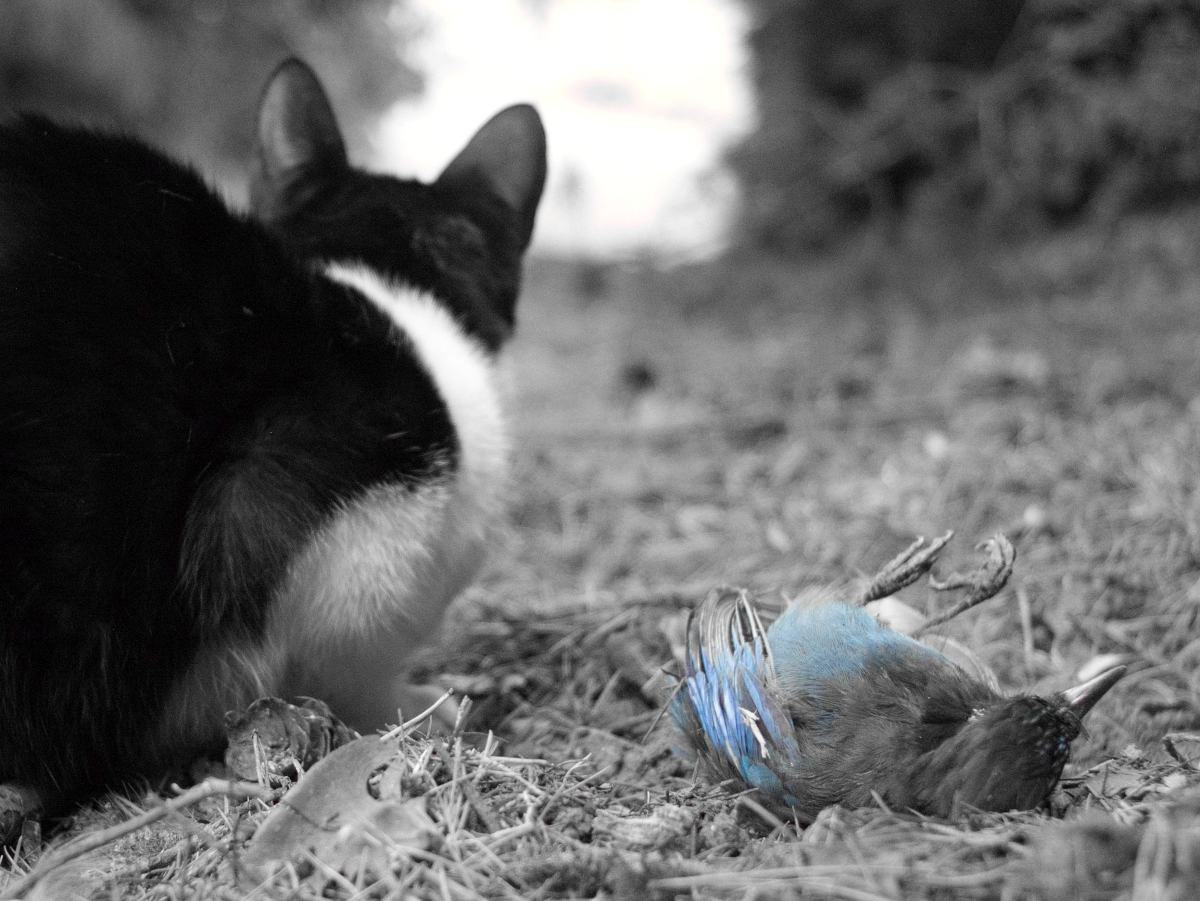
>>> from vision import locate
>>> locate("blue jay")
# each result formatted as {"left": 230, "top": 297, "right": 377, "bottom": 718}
{"left": 670, "top": 537, "right": 1125, "bottom": 819}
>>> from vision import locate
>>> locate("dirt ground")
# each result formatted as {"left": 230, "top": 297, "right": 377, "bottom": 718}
{"left": 11, "top": 214, "right": 1200, "bottom": 898}
{"left": 453, "top": 214, "right": 1200, "bottom": 895}
{"left": 479, "top": 216, "right": 1200, "bottom": 766}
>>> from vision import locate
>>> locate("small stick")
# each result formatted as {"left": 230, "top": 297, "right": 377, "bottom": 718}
{"left": 641, "top": 676, "right": 685, "bottom": 744}
{"left": 1017, "top": 587, "right": 1036, "bottom": 672}
{"left": 451, "top": 696, "right": 473, "bottom": 738}
{"left": 456, "top": 778, "right": 504, "bottom": 835}
{"left": 735, "top": 794, "right": 789, "bottom": 831}
{"left": 379, "top": 689, "right": 457, "bottom": 741}
{"left": 1, "top": 779, "right": 271, "bottom": 900}
{"left": 1163, "top": 732, "right": 1200, "bottom": 768}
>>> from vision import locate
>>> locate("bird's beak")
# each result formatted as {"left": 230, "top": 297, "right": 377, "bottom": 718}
{"left": 1061, "top": 665, "right": 1127, "bottom": 719}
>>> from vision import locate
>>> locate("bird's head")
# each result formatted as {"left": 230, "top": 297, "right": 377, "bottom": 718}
{"left": 908, "top": 665, "right": 1126, "bottom": 815}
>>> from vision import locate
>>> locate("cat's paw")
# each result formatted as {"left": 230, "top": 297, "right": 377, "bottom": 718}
{"left": 0, "top": 782, "right": 41, "bottom": 847}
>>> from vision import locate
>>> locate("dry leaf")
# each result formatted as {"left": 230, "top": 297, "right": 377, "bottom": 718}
{"left": 243, "top": 736, "right": 440, "bottom": 887}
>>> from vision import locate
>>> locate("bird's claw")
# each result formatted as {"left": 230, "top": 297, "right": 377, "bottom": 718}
{"left": 855, "top": 530, "right": 954, "bottom": 605}
{"left": 917, "top": 534, "right": 1016, "bottom": 634}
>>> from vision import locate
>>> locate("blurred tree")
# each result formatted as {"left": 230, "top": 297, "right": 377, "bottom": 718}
{"left": 789, "top": 0, "right": 1024, "bottom": 109}
{"left": 0, "top": 0, "right": 421, "bottom": 186}
{"left": 730, "top": 0, "right": 1200, "bottom": 254}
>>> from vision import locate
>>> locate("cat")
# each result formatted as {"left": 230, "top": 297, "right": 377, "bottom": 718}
{"left": 0, "top": 57, "right": 545, "bottom": 814}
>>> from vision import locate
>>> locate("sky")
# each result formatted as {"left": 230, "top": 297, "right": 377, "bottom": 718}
{"left": 374, "top": 0, "right": 752, "bottom": 260}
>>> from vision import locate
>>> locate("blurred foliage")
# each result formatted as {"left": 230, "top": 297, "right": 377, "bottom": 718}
{"left": 0, "top": 0, "right": 421, "bottom": 184}
{"left": 731, "top": 0, "right": 1200, "bottom": 254}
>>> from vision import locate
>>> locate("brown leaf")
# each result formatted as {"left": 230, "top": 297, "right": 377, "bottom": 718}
{"left": 242, "top": 736, "right": 440, "bottom": 887}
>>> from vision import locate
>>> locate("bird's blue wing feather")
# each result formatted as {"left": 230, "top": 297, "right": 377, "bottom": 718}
{"left": 671, "top": 594, "right": 802, "bottom": 799}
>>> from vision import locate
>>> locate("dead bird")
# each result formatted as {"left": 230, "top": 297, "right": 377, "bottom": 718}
{"left": 670, "top": 535, "right": 1126, "bottom": 819}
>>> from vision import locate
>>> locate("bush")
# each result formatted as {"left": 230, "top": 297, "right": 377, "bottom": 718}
{"left": 730, "top": 0, "right": 1200, "bottom": 253}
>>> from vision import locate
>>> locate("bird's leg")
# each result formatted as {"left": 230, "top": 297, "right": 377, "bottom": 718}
{"left": 915, "top": 534, "right": 1016, "bottom": 636}
{"left": 854, "top": 531, "right": 954, "bottom": 605}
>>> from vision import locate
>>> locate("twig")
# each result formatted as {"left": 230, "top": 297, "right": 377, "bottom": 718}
{"left": 736, "top": 794, "right": 789, "bottom": 832}
{"left": 2, "top": 779, "right": 271, "bottom": 899}
{"left": 1162, "top": 733, "right": 1200, "bottom": 769}
{"left": 379, "top": 689, "right": 457, "bottom": 741}
{"left": 641, "top": 677, "right": 684, "bottom": 744}
{"left": 1017, "top": 586, "right": 1036, "bottom": 673}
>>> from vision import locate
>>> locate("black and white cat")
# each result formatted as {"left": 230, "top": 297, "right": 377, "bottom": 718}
{"left": 0, "top": 58, "right": 545, "bottom": 811}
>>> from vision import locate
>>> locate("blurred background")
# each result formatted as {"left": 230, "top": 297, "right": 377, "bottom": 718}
{"left": 5, "top": 0, "right": 1200, "bottom": 268}
{"left": 0, "top": 0, "right": 749, "bottom": 260}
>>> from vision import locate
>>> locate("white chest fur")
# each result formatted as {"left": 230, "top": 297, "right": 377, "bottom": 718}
{"left": 161, "top": 265, "right": 511, "bottom": 742}
{"left": 324, "top": 262, "right": 510, "bottom": 497}
{"left": 271, "top": 264, "right": 511, "bottom": 727}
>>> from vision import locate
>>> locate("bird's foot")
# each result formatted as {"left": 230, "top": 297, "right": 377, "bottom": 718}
{"left": 917, "top": 534, "right": 1016, "bottom": 635}
{"left": 855, "top": 531, "right": 954, "bottom": 605}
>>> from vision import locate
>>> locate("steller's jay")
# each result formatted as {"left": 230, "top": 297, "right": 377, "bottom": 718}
{"left": 669, "top": 535, "right": 1125, "bottom": 820}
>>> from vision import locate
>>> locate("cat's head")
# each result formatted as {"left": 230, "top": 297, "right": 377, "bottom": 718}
{"left": 249, "top": 58, "right": 546, "bottom": 351}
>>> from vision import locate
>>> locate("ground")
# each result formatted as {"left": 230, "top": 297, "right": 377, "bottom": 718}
{"left": 8, "top": 213, "right": 1200, "bottom": 898}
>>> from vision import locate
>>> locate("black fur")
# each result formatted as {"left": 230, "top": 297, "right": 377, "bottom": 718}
{"left": 0, "top": 59, "right": 545, "bottom": 804}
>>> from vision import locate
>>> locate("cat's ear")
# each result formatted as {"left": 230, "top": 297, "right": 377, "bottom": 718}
{"left": 437, "top": 104, "right": 547, "bottom": 250}
{"left": 250, "top": 58, "right": 348, "bottom": 223}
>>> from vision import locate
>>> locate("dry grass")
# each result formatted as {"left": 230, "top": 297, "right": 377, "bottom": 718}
{"left": 8, "top": 214, "right": 1200, "bottom": 898}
